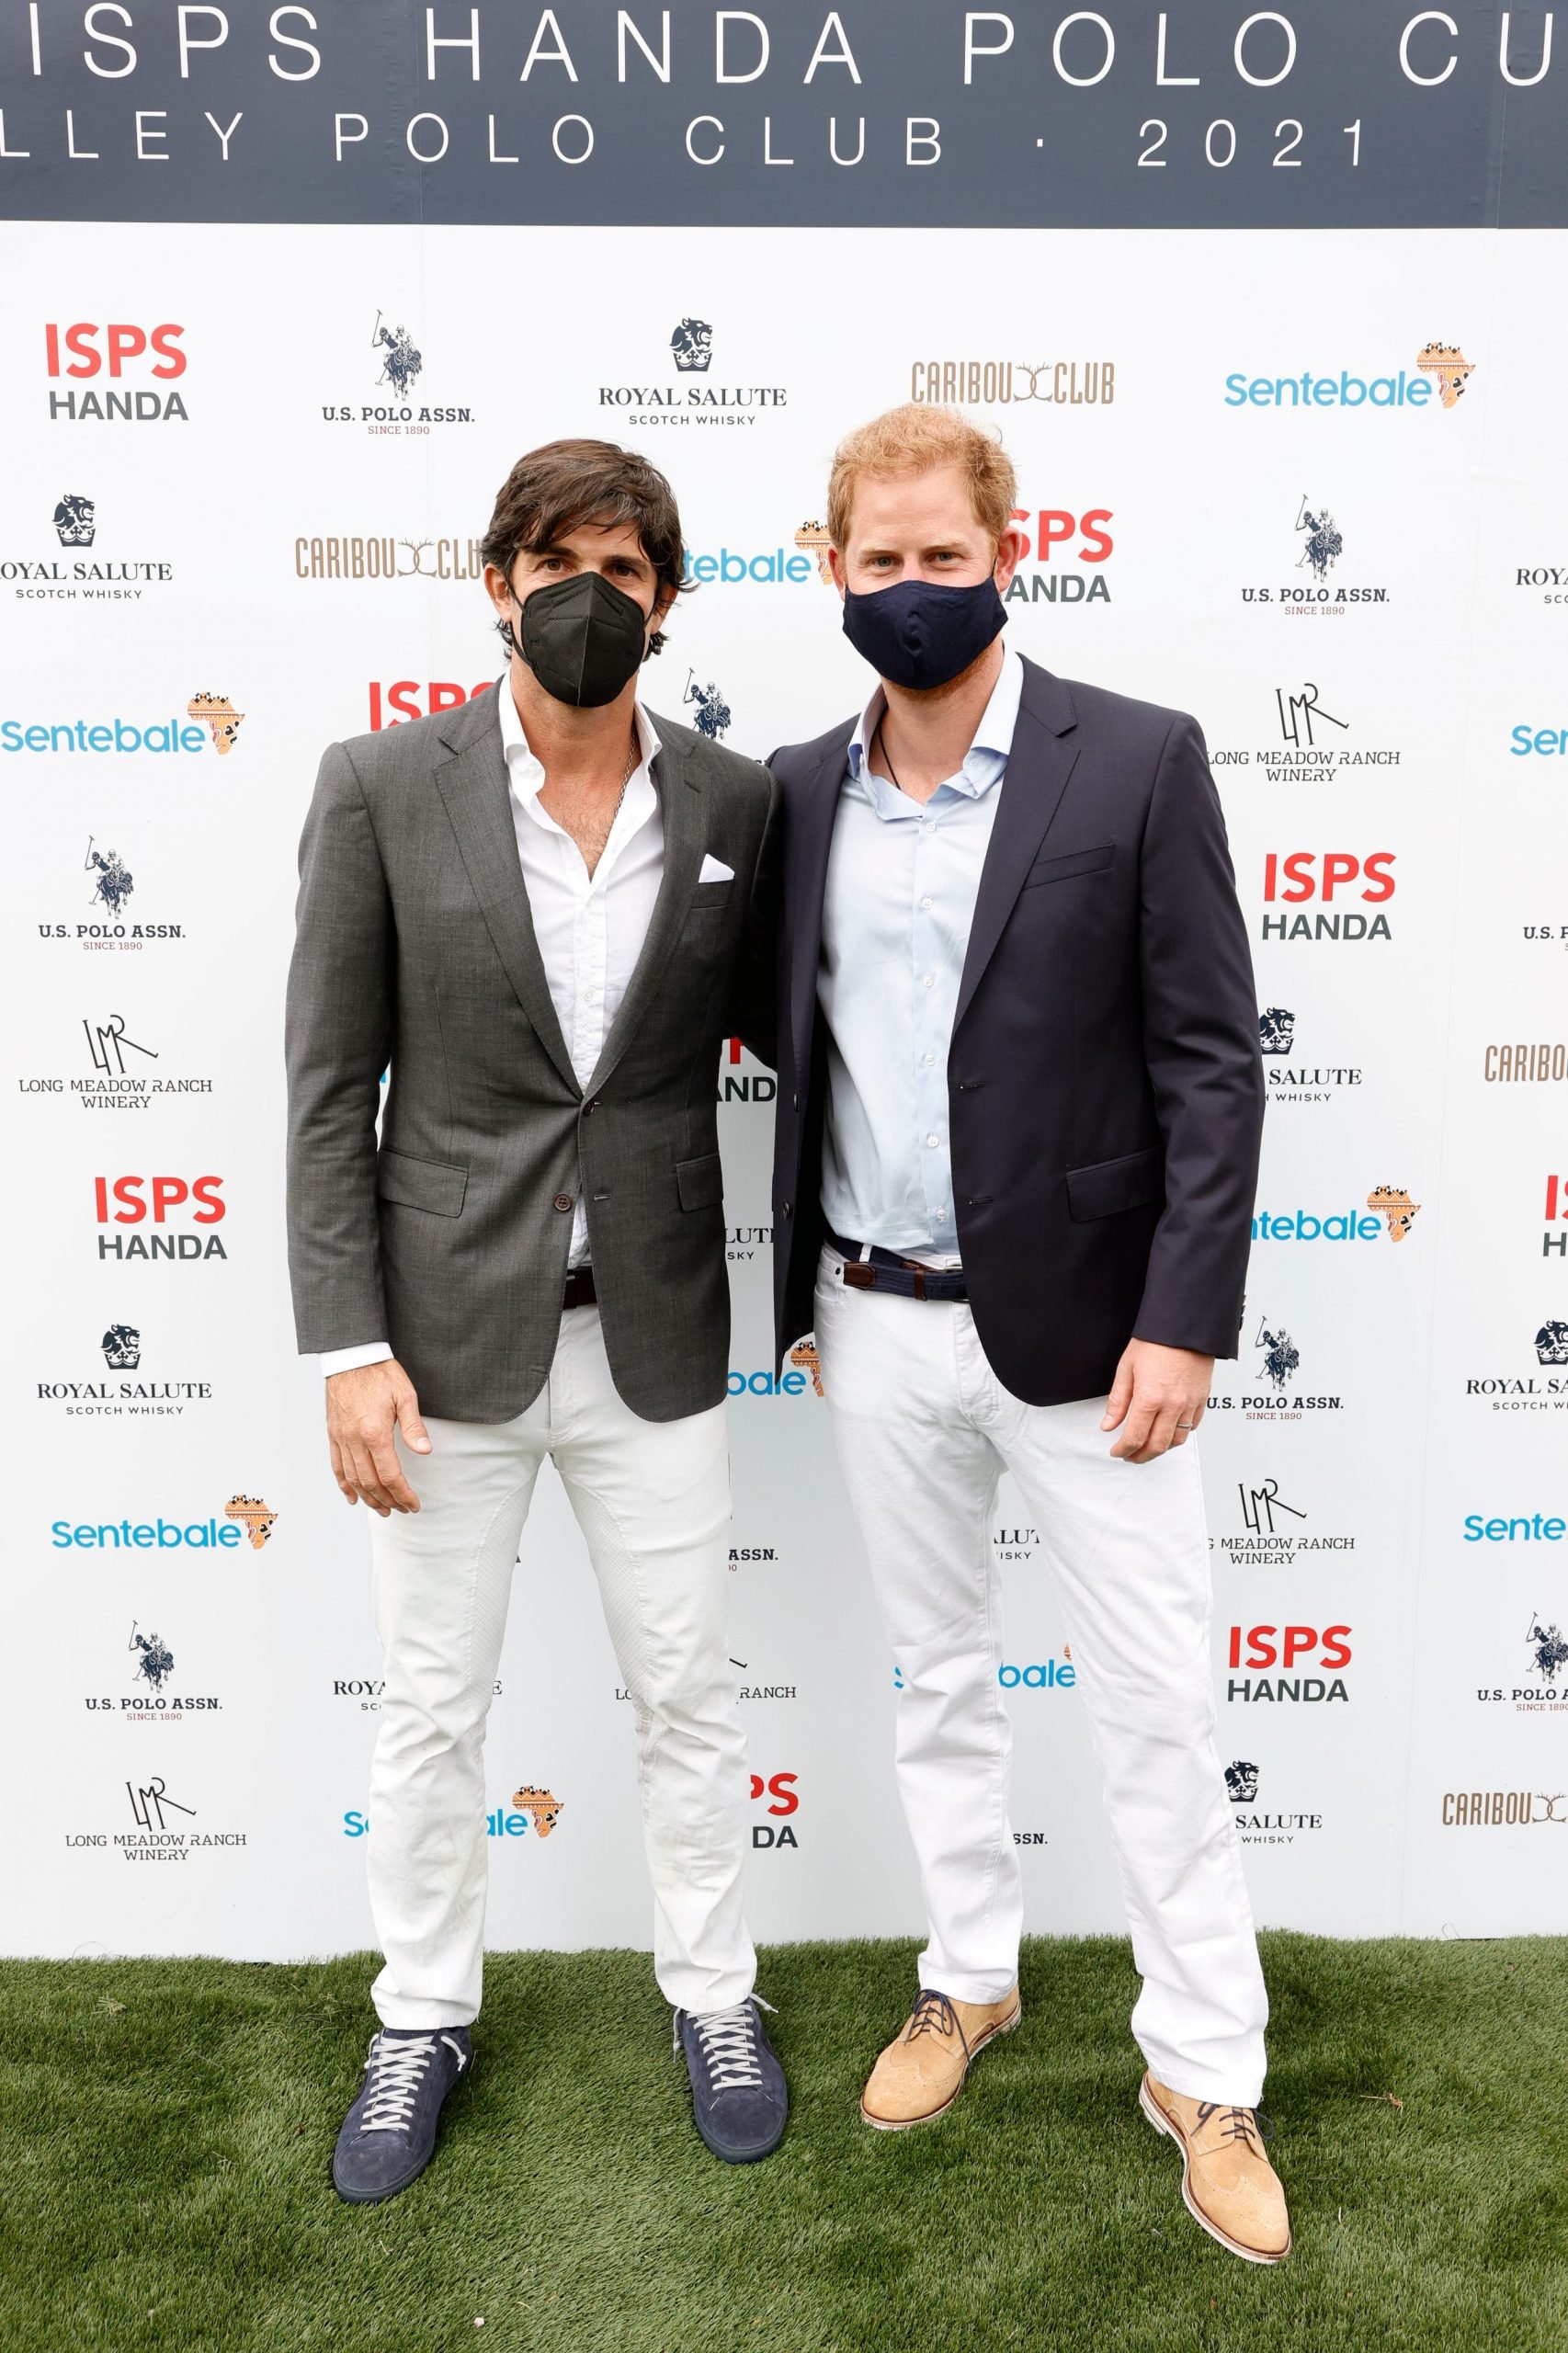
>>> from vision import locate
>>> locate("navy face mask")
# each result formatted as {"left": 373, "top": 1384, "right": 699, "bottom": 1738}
{"left": 840, "top": 574, "right": 1006, "bottom": 692}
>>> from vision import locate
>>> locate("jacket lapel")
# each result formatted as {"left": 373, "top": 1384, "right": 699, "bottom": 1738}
{"left": 585, "top": 730, "right": 706, "bottom": 1095}
{"left": 953, "top": 661, "right": 1080, "bottom": 1034}
{"left": 787, "top": 722, "right": 857, "bottom": 1081}
{"left": 433, "top": 683, "right": 580, "bottom": 1096}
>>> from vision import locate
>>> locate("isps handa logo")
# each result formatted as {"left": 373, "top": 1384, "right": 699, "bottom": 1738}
{"left": 44, "top": 324, "right": 188, "bottom": 423}
{"left": 1225, "top": 1621, "right": 1352, "bottom": 1703}
{"left": 750, "top": 1770, "right": 799, "bottom": 1849}
{"left": 1258, "top": 850, "right": 1395, "bottom": 943}
{"left": 795, "top": 505, "right": 1112, "bottom": 607}
{"left": 598, "top": 318, "right": 787, "bottom": 430}
{"left": 93, "top": 1173, "right": 227, "bottom": 1262}
{"left": 320, "top": 310, "right": 476, "bottom": 438}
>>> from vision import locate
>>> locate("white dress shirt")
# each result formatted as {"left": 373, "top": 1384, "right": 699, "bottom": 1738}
{"left": 319, "top": 682, "right": 664, "bottom": 1378}
{"left": 817, "top": 644, "right": 1022, "bottom": 1267}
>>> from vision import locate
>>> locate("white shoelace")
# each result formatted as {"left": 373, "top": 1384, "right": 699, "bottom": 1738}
{"left": 676, "top": 1996, "right": 776, "bottom": 2090}
{"left": 358, "top": 2031, "right": 467, "bottom": 2133}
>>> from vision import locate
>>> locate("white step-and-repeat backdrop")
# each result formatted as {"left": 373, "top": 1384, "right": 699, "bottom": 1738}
{"left": 3, "top": 4, "right": 1564, "bottom": 1961}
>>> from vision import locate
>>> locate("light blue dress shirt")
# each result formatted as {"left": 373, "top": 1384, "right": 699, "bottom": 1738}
{"left": 817, "top": 645, "right": 1023, "bottom": 1264}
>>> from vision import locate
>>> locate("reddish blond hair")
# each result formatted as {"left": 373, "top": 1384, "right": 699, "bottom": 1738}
{"left": 826, "top": 404, "right": 1017, "bottom": 551}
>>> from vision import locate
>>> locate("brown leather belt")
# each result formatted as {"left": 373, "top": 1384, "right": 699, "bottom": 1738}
{"left": 562, "top": 1266, "right": 597, "bottom": 1311}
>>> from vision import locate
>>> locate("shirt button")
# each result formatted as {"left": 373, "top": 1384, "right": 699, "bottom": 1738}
{"left": 926, "top": 1133, "right": 939, "bottom": 1148}
{"left": 552, "top": 1192, "right": 574, "bottom": 1213}
{"left": 920, "top": 895, "right": 933, "bottom": 910}
{"left": 935, "top": 1209, "right": 949, "bottom": 1223}
{"left": 922, "top": 972, "right": 935, "bottom": 989}
{"left": 585, "top": 986, "right": 600, "bottom": 1003}
{"left": 923, "top": 1051, "right": 937, "bottom": 1066}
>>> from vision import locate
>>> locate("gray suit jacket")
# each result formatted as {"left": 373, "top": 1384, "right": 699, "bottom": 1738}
{"left": 285, "top": 679, "right": 777, "bottom": 1423}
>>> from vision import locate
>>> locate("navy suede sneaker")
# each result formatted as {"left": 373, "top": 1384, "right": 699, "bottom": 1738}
{"left": 676, "top": 1997, "right": 788, "bottom": 2164}
{"left": 332, "top": 2025, "right": 473, "bottom": 2204}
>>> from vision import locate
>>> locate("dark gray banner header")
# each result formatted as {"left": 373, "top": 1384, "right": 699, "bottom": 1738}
{"left": 0, "top": 3, "right": 1562, "bottom": 226}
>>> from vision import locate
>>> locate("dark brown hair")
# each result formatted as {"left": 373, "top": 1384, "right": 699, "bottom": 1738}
{"left": 482, "top": 438, "right": 690, "bottom": 658}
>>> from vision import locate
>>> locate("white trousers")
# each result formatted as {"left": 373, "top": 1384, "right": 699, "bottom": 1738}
{"left": 812, "top": 1246, "right": 1268, "bottom": 2106}
{"left": 364, "top": 1304, "right": 756, "bottom": 2028}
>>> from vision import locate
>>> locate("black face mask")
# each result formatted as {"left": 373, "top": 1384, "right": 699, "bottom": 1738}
{"left": 511, "top": 571, "right": 649, "bottom": 709}
{"left": 840, "top": 574, "right": 1006, "bottom": 693}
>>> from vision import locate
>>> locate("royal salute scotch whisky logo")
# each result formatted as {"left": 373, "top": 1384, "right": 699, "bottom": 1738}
{"left": 1257, "top": 1008, "right": 1364, "bottom": 1105}
{"left": 37, "top": 1320, "right": 212, "bottom": 1418}
{"left": 2, "top": 491, "right": 174, "bottom": 602}
{"left": 1223, "top": 1759, "right": 1324, "bottom": 1844}
{"left": 320, "top": 311, "right": 475, "bottom": 436}
{"left": 1464, "top": 1322, "right": 1568, "bottom": 1412}
{"left": 598, "top": 319, "right": 787, "bottom": 428}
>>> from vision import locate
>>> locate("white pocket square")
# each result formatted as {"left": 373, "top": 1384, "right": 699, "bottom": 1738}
{"left": 699, "top": 855, "right": 734, "bottom": 883}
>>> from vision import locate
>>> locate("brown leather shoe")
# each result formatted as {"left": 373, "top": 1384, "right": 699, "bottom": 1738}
{"left": 859, "top": 1986, "right": 1021, "bottom": 2130}
{"left": 1139, "top": 2073, "right": 1292, "bottom": 2264}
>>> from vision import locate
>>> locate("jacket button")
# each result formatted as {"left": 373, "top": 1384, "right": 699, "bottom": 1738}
{"left": 783, "top": 1201, "right": 792, "bottom": 1217}
{"left": 791, "top": 1093, "right": 799, "bottom": 1110}
{"left": 552, "top": 1192, "right": 574, "bottom": 1213}
{"left": 582, "top": 1097, "right": 599, "bottom": 1115}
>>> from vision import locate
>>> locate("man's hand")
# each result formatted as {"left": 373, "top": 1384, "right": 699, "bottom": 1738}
{"left": 325, "top": 1359, "right": 431, "bottom": 1515}
{"left": 1101, "top": 1340, "right": 1213, "bottom": 1463}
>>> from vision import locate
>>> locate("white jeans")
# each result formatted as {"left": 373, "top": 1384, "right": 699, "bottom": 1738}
{"left": 812, "top": 1246, "right": 1268, "bottom": 2106}
{"left": 364, "top": 1304, "right": 756, "bottom": 2028}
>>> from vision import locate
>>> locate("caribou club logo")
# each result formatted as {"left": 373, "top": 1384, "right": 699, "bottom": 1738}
{"left": 54, "top": 493, "right": 95, "bottom": 547}
{"left": 1259, "top": 1007, "right": 1294, "bottom": 1055}
{"left": 683, "top": 672, "right": 731, "bottom": 742}
{"left": 511, "top": 1784, "right": 563, "bottom": 1836}
{"left": 372, "top": 311, "right": 422, "bottom": 398}
{"left": 101, "top": 1323, "right": 141, "bottom": 1370}
{"left": 1225, "top": 1760, "right": 1259, "bottom": 1803}
{"left": 670, "top": 318, "right": 712, "bottom": 373}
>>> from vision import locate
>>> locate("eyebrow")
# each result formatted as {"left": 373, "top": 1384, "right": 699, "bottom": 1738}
{"left": 530, "top": 540, "right": 651, "bottom": 568}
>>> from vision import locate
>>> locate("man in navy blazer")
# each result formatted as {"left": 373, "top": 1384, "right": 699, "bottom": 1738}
{"left": 767, "top": 405, "right": 1289, "bottom": 2265}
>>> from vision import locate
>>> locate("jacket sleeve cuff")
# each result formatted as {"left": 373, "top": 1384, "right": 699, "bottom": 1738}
{"left": 318, "top": 1341, "right": 393, "bottom": 1379}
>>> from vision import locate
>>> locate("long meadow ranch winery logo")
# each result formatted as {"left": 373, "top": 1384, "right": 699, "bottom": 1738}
{"left": 16, "top": 1013, "right": 213, "bottom": 1111}
{"left": 599, "top": 319, "right": 788, "bottom": 429}
{"left": 43, "top": 324, "right": 188, "bottom": 422}
{"left": 1215, "top": 1478, "right": 1356, "bottom": 1570}
{"left": 1210, "top": 684, "right": 1402, "bottom": 782}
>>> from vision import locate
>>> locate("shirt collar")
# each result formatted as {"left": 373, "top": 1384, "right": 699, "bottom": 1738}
{"left": 846, "top": 642, "right": 1022, "bottom": 799}
{"left": 495, "top": 672, "right": 661, "bottom": 805}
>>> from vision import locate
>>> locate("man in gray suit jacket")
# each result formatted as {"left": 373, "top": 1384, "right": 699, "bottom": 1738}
{"left": 286, "top": 440, "right": 786, "bottom": 2200}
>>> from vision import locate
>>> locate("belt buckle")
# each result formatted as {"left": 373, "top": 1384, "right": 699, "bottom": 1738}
{"left": 841, "top": 1259, "right": 876, "bottom": 1292}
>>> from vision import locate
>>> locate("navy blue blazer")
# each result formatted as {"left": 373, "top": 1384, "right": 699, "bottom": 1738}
{"left": 766, "top": 654, "right": 1264, "bottom": 1407}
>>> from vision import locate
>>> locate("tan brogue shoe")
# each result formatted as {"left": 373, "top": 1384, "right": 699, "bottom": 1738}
{"left": 1139, "top": 2073, "right": 1292, "bottom": 2265}
{"left": 859, "top": 1986, "right": 1021, "bottom": 2130}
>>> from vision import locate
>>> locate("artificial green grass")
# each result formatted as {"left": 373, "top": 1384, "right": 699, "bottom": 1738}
{"left": 2, "top": 1934, "right": 1562, "bottom": 2353}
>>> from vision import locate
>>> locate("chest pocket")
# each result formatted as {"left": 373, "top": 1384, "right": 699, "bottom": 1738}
{"left": 1022, "top": 842, "right": 1114, "bottom": 890}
